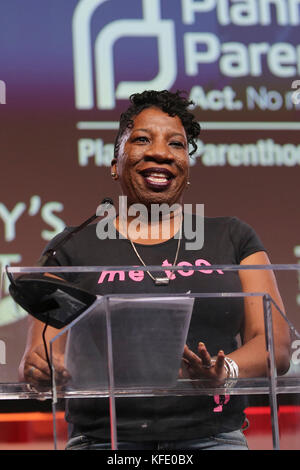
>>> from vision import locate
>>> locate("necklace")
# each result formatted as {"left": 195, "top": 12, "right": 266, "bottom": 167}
{"left": 129, "top": 224, "right": 182, "bottom": 286}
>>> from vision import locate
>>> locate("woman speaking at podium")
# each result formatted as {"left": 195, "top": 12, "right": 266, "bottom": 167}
{"left": 18, "top": 90, "right": 290, "bottom": 450}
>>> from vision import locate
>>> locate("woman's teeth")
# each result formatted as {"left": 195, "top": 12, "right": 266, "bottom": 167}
{"left": 146, "top": 172, "right": 168, "bottom": 183}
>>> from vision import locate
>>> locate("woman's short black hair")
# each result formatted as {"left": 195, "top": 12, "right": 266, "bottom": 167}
{"left": 114, "top": 89, "right": 200, "bottom": 158}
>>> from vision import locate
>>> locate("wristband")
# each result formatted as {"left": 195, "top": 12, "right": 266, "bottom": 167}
{"left": 224, "top": 356, "right": 239, "bottom": 388}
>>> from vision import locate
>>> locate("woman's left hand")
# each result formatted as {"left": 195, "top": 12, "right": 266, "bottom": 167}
{"left": 180, "top": 342, "right": 228, "bottom": 386}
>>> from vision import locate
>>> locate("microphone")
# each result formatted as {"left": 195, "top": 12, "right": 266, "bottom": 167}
{"left": 7, "top": 197, "right": 114, "bottom": 329}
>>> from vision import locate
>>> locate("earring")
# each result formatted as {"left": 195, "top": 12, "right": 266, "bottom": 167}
{"left": 186, "top": 181, "right": 191, "bottom": 187}
{"left": 111, "top": 172, "right": 117, "bottom": 178}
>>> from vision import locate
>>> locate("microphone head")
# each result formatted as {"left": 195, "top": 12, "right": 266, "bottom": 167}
{"left": 100, "top": 197, "right": 114, "bottom": 207}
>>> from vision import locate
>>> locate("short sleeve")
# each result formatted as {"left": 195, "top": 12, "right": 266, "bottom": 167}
{"left": 229, "top": 217, "right": 266, "bottom": 263}
{"left": 38, "top": 227, "right": 78, "bottom": 282}
{"left": 40, "top": 227, "right": 74, "bottom": 266}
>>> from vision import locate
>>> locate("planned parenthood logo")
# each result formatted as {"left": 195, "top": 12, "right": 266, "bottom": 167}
{"left": 72, "top": 0, "right": 176, "bottom": 110}
{"left": 72, "top": 0, "right": 300, "bottom": 112}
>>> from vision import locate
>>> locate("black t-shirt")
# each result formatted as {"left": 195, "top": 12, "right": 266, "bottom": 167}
{"left": 44, "top": 216, "right": 265, "bottom": 441}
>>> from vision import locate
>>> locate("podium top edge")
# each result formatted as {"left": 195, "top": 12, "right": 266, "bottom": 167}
{"left": 2, "top": 264, "right": 300, "bottom": 273}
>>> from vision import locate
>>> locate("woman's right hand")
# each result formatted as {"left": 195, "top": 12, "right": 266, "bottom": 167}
{"left": 19, "top": 344, "right": 71, "bottom": 391}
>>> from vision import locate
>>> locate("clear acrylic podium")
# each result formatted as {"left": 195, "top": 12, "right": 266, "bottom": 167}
{"left": 1, "top": 264, "right": 300, "bottom": 450}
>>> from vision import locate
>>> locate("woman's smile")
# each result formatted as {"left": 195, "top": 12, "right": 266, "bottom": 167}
{"left": 139, "top": 167, "right": 174, "bottom": 190}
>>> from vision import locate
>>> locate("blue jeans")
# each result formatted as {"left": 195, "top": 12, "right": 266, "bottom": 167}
{"left": 65, "top": 429, "right": 248, "bottom": 450}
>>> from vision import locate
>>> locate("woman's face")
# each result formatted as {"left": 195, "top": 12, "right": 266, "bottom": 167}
{"left": 113, "top": 107, "right": 189, "bottom": 208}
